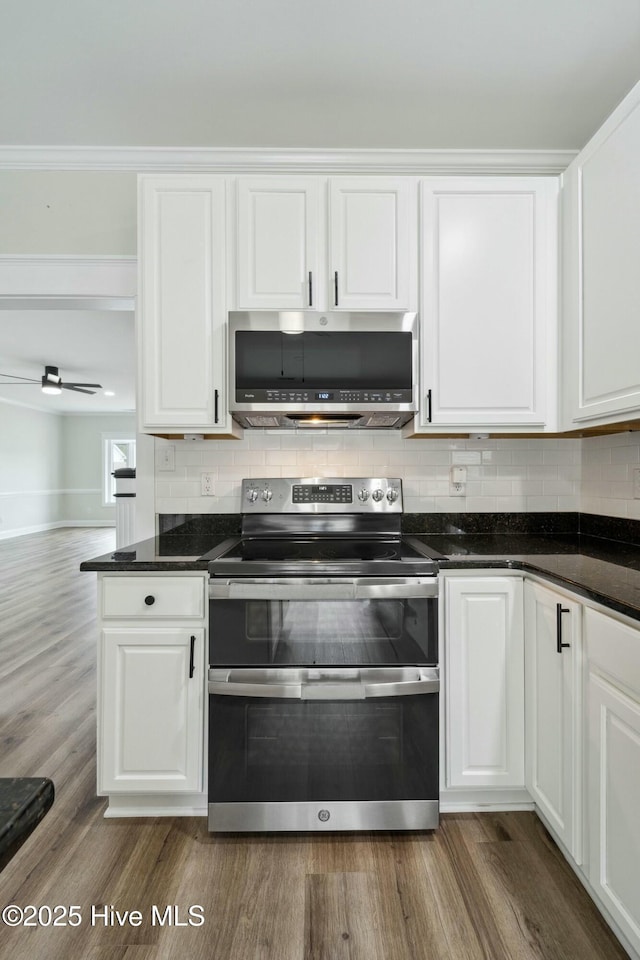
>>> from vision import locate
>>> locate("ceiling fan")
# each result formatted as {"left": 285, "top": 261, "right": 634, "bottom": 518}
{"left": 0, "top": 365, "right": 103, "bottom": 395}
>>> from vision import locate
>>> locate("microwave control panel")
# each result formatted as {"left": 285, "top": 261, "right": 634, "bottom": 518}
{"left": 235, "top": 389, "right": 413, "bottom": 404}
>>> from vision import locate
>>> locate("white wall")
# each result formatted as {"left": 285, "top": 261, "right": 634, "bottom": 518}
{"left": 61, "top": 414, "right": 136, "bottom": 525}
{"left": 0, "top": 172, "right": 136, "bottom": 255}
{"left": 0, "top": 399, "right": 64, "bottom": 538}
{"left": 0, "top": 402, "right": 136, "bottom": 538}
{"left": 154, "top": 432, "right": 582, "bottom": 515}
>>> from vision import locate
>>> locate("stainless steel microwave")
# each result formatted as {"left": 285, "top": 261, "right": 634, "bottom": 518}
{"left": 228, "top": 311, "right": 418, "bottom": 429}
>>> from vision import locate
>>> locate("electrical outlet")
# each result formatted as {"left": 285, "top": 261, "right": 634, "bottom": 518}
{"left": 449, "top": 482, "right": 466, "bottom": 497}
{"left": 633, "top": 467, "right": 640, "bottom": 499}
{"left": 201, "top": 472, "right": 215, "bottom": 496}
{"left": 157, "top": 444, "right": 175, "bottom": 471}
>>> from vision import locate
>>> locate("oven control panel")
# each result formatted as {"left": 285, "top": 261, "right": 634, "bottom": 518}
{"left": 292, "top": 484, "right": 352, "bottom": 504}
{"left": 241, "top": 478, "right": 403, "bottom": 513}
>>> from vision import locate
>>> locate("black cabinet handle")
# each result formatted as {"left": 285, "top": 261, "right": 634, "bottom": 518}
{"left": 334, "top": 271, "right": 339, "bottom": 306}
{"left": 308, "top": 270, "right": 313, "bottom": 307}
{"left": 189, "top": 635, "right": 196, "bottom": 679}
{"left": 426, "top": 389, "right": 432, "bottom": 423}
{"left": 214, "top": 388, "right": 219, "bottom": 424}
{"left": 556, "top": 603, "right": 570, "bottom": 653}
{"left": 144, "top": 595, "right": 155, "bottom": 606}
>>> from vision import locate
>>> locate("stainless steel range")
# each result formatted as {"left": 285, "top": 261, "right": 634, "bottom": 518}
{"left": 206, "top": 477, "right": 441, "bottom": 832}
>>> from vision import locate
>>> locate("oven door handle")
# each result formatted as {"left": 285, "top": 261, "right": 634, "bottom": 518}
{"left": 208, "top": 670, "right": 439, "bottom": 700}
{"left": 208, "top": 678, "right": 303, "bottom": 699}
{"left": 209, "top": 578, "right": 438, "bottom": 601}
{"left": 363, "top": 674, "right": 439, "bottom": 698}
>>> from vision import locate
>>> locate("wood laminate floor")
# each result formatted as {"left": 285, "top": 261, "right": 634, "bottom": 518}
{"left": 0, "top": 528, "right": 631, "bottom": 960}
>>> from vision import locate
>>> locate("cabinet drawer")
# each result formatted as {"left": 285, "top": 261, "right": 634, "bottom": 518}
{"left": 585, "top": 607, "right": 640, "bottom": 695}
{"left": 101, "top": 576, "right": 204, "bottom": 619}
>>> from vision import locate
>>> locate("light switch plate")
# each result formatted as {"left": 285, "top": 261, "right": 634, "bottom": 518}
{"left": 157, "top": 444, "right": 175, "bottom": 471}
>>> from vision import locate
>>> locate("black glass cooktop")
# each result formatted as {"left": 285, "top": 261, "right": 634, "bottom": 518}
{"left": 206, "top": 536, "right": 441, "bottom": 577}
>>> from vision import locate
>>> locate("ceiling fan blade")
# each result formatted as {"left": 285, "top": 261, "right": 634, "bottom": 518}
{"left": 0, "top": 372, "right": 40, "bottom": 383}
{"left": 64, "top": 382, "right": 102, "bottom": 389}
{"left": 61, "top": 384, "right": 97, "bottom": 395}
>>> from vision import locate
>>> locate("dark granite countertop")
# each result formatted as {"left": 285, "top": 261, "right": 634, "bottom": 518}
{"left": 79, "top": 511, "right": 640, "bottom": 623}
{"left": 79, "top": 514, "right": 241, "bottom": 572}
{"left": 79, "top": 533, "right": 233, "bottom": 571}
{"left": 414, "top": 532, "right": 640, "bottom": 622}
{"left": 0, "top": 778, "right": 55, "bottom": 872}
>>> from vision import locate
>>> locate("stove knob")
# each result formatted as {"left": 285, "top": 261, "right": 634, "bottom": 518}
{"left": 372, "top": 488, "right": 384, "bottom": 502}
{"left": 261, "top": 488, "right": 273, "bottom": 502}
{"left": 386, "top": 488, "right": 399, "bottom": 503}
{"left": 358, "top": 488, "right": 370, "bottom": 502}
{"left": 246, "top": 488, "right": 259, "bottom": 503}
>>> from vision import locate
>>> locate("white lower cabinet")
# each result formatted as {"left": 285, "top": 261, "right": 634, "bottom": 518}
{"left": 97, "top": 573, "right": 207, "bottom": 804}
{"left": 585, "top": 607, "right": 640, "bottom": 956}
{"left": 524, "top": 580, "right": 583, "bottom": 861}
{"left": 100, "top": 628, "right": 204, "bottom": 794}
{"left": 444, "top": 575, "right": 524, "bottom": 789}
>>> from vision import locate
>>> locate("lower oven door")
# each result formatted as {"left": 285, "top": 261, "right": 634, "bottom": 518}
{"left": 207, "top": 666, "right": 439, "bottom": 832}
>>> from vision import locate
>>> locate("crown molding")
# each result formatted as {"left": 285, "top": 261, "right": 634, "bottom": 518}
{"left": 0, "top": 255, "right": 136, "bottom": 307}
{"left": 0, "top": 145, "right": 578, "bottom": 175}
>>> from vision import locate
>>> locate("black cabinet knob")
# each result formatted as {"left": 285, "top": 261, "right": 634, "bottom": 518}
{"left": 144, "top": 595, "right": 155, "bottom": 606}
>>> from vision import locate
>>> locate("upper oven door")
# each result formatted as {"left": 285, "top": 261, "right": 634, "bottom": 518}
{"left": 208, "top": 577, "right": 438, "bottom": 667}
{"left": 229, "top": 311, "right": 418, "bottom": 413}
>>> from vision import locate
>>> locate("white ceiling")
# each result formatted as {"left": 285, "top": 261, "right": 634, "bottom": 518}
{"left": 2, "top": 0, "right": 640, "bottom": 150}
{"left": 0, "top": 311, "right": 135, "bottom": 414}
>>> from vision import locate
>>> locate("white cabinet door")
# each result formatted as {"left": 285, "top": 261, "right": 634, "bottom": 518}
{"left": 329, "top": 177, "right": 415, "bottom": 310}
{"left": 585, "top": 607, "right": 640, "bottom": 955}
{"left": 561, "top": 80, "right": 640, "bottom": 427}
{"left": 138, "top": 175, "right": 236, "bottom": 435}
{"left": 236, "top": 177, "right": 322, "bottom": 309}
{"left": 445, "top": 576, "right": 524, "bottom": 788}
{"left": 524, "top": 581, "right": 583, "bottom": 860}
{"left": 100, "top": 628, "right": 204, "bottom": 794}
{"left": 417, "top": 177, "right": 557, "bottom": 430}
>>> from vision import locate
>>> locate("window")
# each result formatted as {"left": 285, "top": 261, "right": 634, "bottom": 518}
{"left": 103, "top": 437, "right": 136, "bottom": 505}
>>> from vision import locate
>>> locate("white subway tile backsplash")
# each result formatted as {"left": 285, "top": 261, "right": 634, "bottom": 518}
{"left": 175, "top": 447, "right": 203, "bottom": 467}
{"left": 170, "top": 481, "right": 201, "bottom": 498}
{"left": 153, "top": 432, "right": 640, "bottom": 520}
{"left": 267, "top": 449, "right": 297, "bottom": 465}
{"left": 233, "top": 449, "right": 265, "bottom": 465}
{"left": 465, "top": 496, "right": 498, "bottom": 511}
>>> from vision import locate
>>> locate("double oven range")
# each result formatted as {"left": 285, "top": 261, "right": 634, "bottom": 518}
{"left": 206, "top": 477, "right": 441, "bottom": 832}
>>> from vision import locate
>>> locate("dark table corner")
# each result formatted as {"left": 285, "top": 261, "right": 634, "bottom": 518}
{"left": 0, "top": 778, "right": 55, "bottom": 872}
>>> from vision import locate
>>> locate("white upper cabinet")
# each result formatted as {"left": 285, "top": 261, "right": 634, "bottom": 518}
{"left": 328, "top": 178, "right": 414, "bottom": 310}
{"left": 236, "top": 177, "right": 322, "bottom": 309}
{"left": 413, "top": 177, "right": 557, "bottom": 432}
{"left": 235, "top": 176, "right": 416, "bottom": 311}
{"left": 561, "top": 80, "right": 640, "bottom": 428}
{"left": 138, "top": 175, "right": 240, "bottom": 437}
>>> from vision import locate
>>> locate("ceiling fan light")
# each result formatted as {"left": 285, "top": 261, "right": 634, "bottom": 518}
{"left": 41, "top": 378, "right": 62, "bottom": 395}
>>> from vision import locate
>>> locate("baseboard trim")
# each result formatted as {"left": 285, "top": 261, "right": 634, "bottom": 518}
{"left": 0, "top": 521, "right": 114, "bottom": 541}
